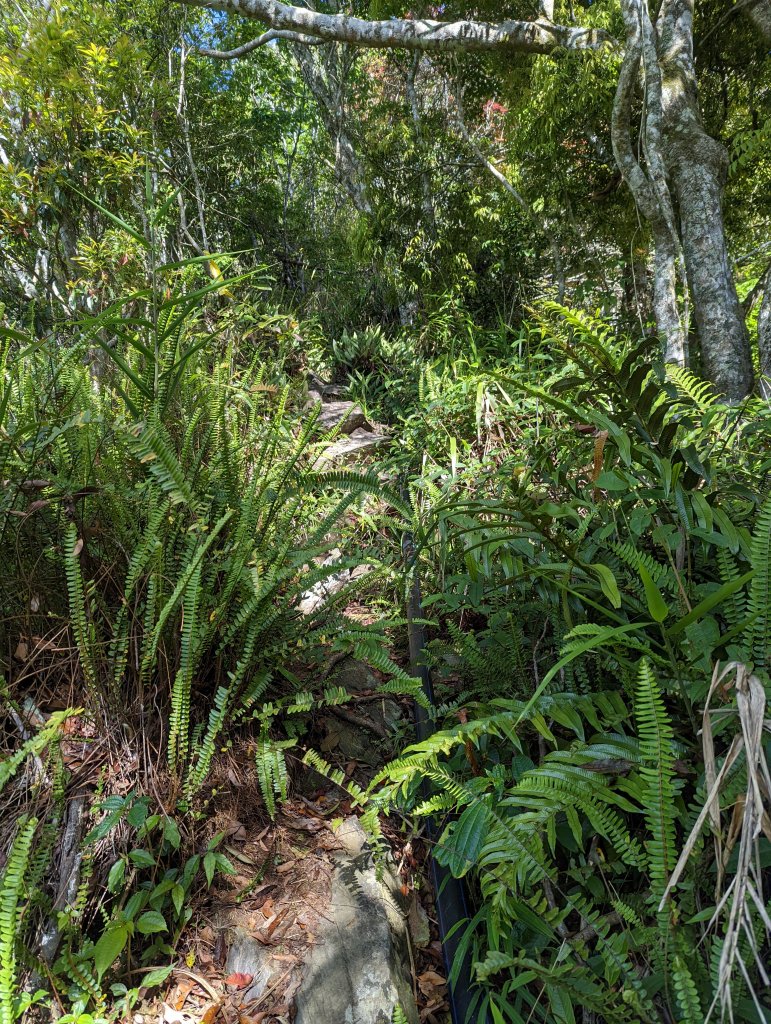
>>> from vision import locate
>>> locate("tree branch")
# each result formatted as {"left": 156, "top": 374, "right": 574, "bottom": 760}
{"left": 199, "top": 27, "right": 322, "bottom": 58}
{"left": 176, "top": 0, "right": 610, "bottom": 55}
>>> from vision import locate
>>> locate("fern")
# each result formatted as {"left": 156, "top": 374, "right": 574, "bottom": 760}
{"left": 635, "top": 661, "right": 677, "bottom": 903}
{"left": 168, "top": 560, "right": 203, "bottom": 768}
{"left": 0, "top": 818, "right": 37, "bottom": 1024}
{"left": 255, "top": 726, "right": 293, "bottom": 819}
{"left": 747, "top": 493, "right": 771, "bottom": 667}
{"left": 672, "top": 953, "right": 703, "bottom": 1023}
{"left": 63, "top": 524, "right": 97, "bottom": 694}
{"left": 0, "top": 710, "right": 77, "bottom": 794}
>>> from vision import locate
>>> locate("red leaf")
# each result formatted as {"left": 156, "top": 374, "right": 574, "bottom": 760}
{"left": 225, "top": 973, "right": 253, "bottom": 989}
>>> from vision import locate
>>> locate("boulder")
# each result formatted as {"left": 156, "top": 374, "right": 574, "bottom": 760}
{"left": 315, "top": 400, "right": 369, "bottom": 435}
{"left": 294, "top": 818, "right": 418, "bottom": 1024}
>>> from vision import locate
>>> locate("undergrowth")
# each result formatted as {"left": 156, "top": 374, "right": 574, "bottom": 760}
{"left": 1, "top": 284, "right": 770, "bottom": 1023}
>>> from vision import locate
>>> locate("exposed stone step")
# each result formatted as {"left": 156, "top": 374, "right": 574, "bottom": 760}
{"left": 310, "top": 399, "right": 369, "bottom": 435}
{"left": 294, "top": 817, "right": 418, "bottom": 1024}
{"left": 316, "top": 426, "right": 387, "bottom": 467}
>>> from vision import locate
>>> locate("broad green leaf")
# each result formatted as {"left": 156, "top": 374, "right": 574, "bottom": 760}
{"left": 591, "top": 563, "right": 621, "bottom": 609}
{"left": 136, "top": 911, "right": 167, "bottom": 935}
{"left": 638, "top": 562, "right": 669, "bottom": 623}
{"left": 171, "top": 883, "right": 185, "bottom": 916}
{"left": 94, "top": 923, "right": 129, "bottom": 978}
{"left": 203, "top": 851, "right": 217, "bottom": 887}
{"left": 128, "top": 848, "right": 156, "bottom": 869}
{"left": 142, "top": 964, "right": 174, "bottom": 988}
{"left": 666, "top": 570, "right": 754, "bottom": 636}
{"left": 107, "top": 858, "right": 127, "bottom": 893}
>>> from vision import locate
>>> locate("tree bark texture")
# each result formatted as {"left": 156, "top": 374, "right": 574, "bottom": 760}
{"left": 744, "top": 0, "right": 771, "bottom": 41}
{"left": 611, "top": 1, "right": 686, "bottom": 365}
{"left": 657, "top": 0, "right": 753, "bottom": 399}
{"left": 759, "top": 265, "right": 771, "bottom": 399}
{"left": 177, "top": 0, "right": 608, "bottom": 55}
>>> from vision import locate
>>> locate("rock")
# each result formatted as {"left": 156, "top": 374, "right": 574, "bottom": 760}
{"left": 297, "top": 569, "right": 350, "bottom": 615}
{"left": 332, "top": 657, "right": 380, "bottom": 693}
{"left": 316, "top": 427, "right": 387, "bottom": 467}
{"left": 315, "top": 400, "right": 369, "bottom": 435}
{"left": 297, "top": 561, "right": 374, "bottom": 616}
{"left": 224, "top": 927, "right": 278, "bottom": 1004}
{"left": 407, "top": 896, "right": 431, "bottom": 948}
{"left": 319, "top": 716, "right": 373, "bottom": 761}
{"left": 294, "top": 818, "right": 418, "bottom": 1024}
{"left": 323, "top": 658, "right": 404, "bottom": 751}
{"left": 307, "top": 372, "right": 347, "bottom": 400}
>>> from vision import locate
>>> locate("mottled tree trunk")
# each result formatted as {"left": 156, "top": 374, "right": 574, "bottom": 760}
{"left": 650, "top": 224, "right": 683, "bottom": 362}
{"left": 612, "top": 2, "right": 686, "bottom": 365}
{"left": 657, "top": 0, "right": 753, "bottom": 400}
{"left": 614, "top": 0, "right": 753, "bottom": 398}
{"left": 744, "top": 0, "right": 771, "bottom": 41}
{"left": 759, "top": 266, "right": 771, "bottom": 399}
{"left": 666, "top": 131, "right": 751, "bottom": 397}
{"left": 291, "top": 42, "right": 372, "bottom": 215}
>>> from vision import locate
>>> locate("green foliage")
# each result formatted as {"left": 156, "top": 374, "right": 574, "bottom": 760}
{"left": 0, "top": 819, "right": 38, "bottom": 1024}
{"left": 363, "top": 312, "right": 771, "bottom": 1023}
{"left": 0, "top": 1, "right": 769, "bottom": 1018}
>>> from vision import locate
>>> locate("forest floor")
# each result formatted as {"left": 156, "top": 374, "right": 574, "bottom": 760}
{"left": 122, "top": 385, "right": 451, "bottom": 1024}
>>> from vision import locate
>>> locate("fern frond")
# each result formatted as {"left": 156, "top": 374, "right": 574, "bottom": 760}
{"left": 635, "top": 661, "right": 677, "bottom": 902}
{"left": 747, "top": 493, "right": 771, "bottom": 667}
{"left": 0, "top": 817, "right": 37, "bottom": 1024}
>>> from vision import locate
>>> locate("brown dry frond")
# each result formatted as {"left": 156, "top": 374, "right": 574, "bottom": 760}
{"left": 660, "top": 661, "right": 771, "bottom": 1022}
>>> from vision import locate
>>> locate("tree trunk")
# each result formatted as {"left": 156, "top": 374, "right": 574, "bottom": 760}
{"left": 612, "top": 1, "right": 686, "bottom": 364}
{"left": 291, "top": 42, "right": 372, "bottom": 215}
{"left": 656, "top": 0, "right": 753, "bottom": 399}
{"left": 406, "top": 54, "right": 437, "bottom": 240}
{"left": 666, "top": 133, "right": 751, "bottom": 397}
{"left": 744, "top": 0, "right": 771, "bottom": 42}
{"left": 759, "top": 265, "right": 771, "bottom": 399}
{"left": 650, "top": 223, "right": 684, "bottom": 363}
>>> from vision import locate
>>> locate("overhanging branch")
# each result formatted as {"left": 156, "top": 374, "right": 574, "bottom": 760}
{"left": 199, "top": 27, "right": 323, "bottom": 58}
{"left": 176, "top": 0, "right": 611, "bottom": 55}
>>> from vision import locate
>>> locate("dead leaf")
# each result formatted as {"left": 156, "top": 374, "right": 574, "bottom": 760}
{"left": 172, "top": 977, "right": 197, "bottom": 1010}
{"left": 200, "top": 1003, "right": 221, "bottom": 1024}
{"left": 72, "top": 537, "right": 84, "bottom": 556}
{"left": 13, "top": 640, "right": 28, "bottom": 661}
{"left": 224, "top": 845, "right": 256, "bottom": 865}
{"left": 265, "top": 908, "right": 289, "bottom": 937}
{"left": 407, "top": 896, "right": 431, "bottom": 948}
{"left": 417, "top": 970, "right": 448, "bottom": 999}
{"left": 161, "top": 1004, "right": 189, "bottom": 1024}
{"left": 225, "top": 973, "right": 253, "bottom": 989}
